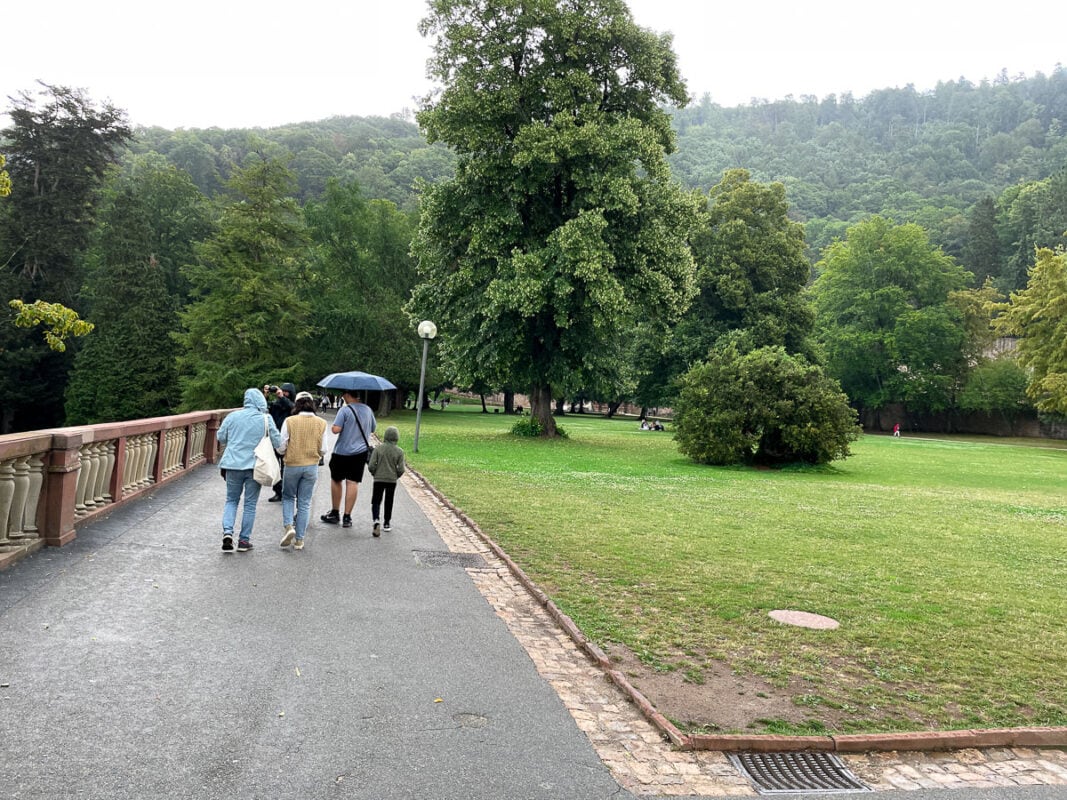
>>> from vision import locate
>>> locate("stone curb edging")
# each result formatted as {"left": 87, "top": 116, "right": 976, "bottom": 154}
{"left": 407, "top": 468, "right": 1067, "bottom": 755}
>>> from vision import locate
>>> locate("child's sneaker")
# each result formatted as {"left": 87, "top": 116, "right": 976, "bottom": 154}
{"left": 342, "top": 514, "right": 352, "bottom": 529}
{"left": 372, "top": 522, "right": 381, "bottom": 538}
{"left": 280, "top": 525, "right": 296, "bottom": 548}
{"left": 237, "top": 540, "right": 253, "bottom": 552}
{"left": 222, "top": 533, "right": 234, "bottom": 552}
{"left": 382, "top": 523, "right": 392, "bottom": 532}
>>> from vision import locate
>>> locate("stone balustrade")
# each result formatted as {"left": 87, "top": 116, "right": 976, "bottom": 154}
{"left": 0, "top": 410, "right": 226, "bottom": 569}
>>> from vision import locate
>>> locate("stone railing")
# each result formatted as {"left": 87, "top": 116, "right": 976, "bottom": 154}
{"left": 0, "top": 410, "right": 227, "bottom": 569}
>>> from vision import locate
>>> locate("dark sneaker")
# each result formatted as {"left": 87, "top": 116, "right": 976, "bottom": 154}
{"left": 372, "top": 522, "right": 381, "bottom": 538}
{"left": 222, "top": 533, "right": 234, "bottom": 552}
{"left": 237, "top": 540, "right": 253, "bottom": 552}
{"left": 382, "top": 523, "right": 392, "bottom": 533}
{"left": 320, "top": 510, "right": 340, "bottom": 524}
{"left": 268, "top": 493, "right": 282, "bottom": 503}
{"left": 342, "top": 514, "right": 352, "bottom": 529}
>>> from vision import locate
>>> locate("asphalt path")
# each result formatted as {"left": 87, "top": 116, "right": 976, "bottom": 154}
{"left": 0, "top": 464, "right": 628, "bottom": 799}
{"left": 2, "top": 454, "right": 1062, "bottom": 800}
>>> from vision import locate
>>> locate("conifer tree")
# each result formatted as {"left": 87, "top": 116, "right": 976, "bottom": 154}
{"left": 176, "top": 155, "right": 310, "bottom": 410}
{"left": 65, "top": 157, "right": 211, "bottom": 424}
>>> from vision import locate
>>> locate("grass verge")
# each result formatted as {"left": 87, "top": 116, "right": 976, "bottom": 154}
{"left": 392, "top": 406, "right": 1067, "bottom": 734}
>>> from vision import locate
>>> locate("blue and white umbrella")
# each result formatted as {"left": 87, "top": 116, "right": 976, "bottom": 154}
{"left": 316, "top": 371, "right": 397, "bottom": 392}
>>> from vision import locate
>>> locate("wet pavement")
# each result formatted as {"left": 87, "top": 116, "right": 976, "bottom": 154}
{"left": 2, "top": 457, "right": 1065, "bottom": 799}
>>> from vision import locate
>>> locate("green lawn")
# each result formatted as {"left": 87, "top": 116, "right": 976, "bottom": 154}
{"left": 391, "top": 406, "right": 1067, "bottom": 734}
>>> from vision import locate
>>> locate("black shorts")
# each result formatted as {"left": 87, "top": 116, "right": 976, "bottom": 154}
{"left": 329, "top": 451, "right": 369, "bottom": 484}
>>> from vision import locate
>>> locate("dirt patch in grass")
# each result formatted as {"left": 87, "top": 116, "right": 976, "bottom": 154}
{"left": 606, "top": 643, "right": 851, "bottom": 734}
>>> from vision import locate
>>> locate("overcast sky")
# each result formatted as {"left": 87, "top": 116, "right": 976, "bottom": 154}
{"left": 2, "top": 1, "right": 1063, "bottom": 130}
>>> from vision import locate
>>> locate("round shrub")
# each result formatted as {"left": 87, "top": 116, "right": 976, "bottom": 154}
{"left": 673, "top": 344, "right": 860, "bottom": 466}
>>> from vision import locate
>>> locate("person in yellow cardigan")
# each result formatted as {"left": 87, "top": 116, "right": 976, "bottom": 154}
{"left": 277, "top": 392, "right": 328, "bottom": 550}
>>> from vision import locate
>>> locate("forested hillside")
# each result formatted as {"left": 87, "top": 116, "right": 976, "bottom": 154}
{"left": 2, "top": 65, "right": 1066, "bottom": 437}
{"left": 669, "top": 69, "right": 1067, "bottom": 284}
{"left": 134, "top": 68, "right": 1067, "bottom": 293}
{"left": 132, "top": 114, "right": 456, "bottom": 211}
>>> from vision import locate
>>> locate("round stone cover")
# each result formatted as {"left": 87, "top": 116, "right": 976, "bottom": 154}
{"left": 768, "top": 609, "right": 840, "bottom": 629}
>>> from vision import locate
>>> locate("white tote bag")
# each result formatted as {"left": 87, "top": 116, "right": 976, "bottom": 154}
{"left": 253, "top": 415, "right": 281, "bottom": 487}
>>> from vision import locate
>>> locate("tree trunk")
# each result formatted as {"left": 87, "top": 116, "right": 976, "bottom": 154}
{"left": 530, "top": 384, "right": 557, "bottom": 437}
{"left": 503, "top": 390, "right": 514, "bottom": 415}
{"left": 479, "top": 393, "right": 488, "bottom": 413}
{"left": 555, "top": 397, "right": 566, "bottom": 416}
{"left": 605, "top": 401, "right": 621, "bottom": 419}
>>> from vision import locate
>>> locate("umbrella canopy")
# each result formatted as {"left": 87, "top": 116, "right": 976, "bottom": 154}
{"left": 316, "top": 371, "right": 397, "bottom": 392}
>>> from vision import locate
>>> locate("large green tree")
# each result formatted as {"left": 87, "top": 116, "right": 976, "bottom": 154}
{"left": 302, "top": 179, "right": 424, "bottom": 397}
{"left": 0, "top": 84, "right": 132, "bottom": 432}
{"left": 682, "top": 169, "right": 815, "bottom": 361}
{"left": 996, "top": 171, "right": 1067, "bottom": 293}
{"left": 669, "top": 171, "right": 857, "bottom": 465}
{"left": 996, "top": 247, "right": 1067, "bottom": 415}
{"left": 65, "top": 156, "right": 213, "bottom": 424}
{"left": 811, "top": 216, "right": 972, "bottom": 419}
{"left": 409, "top": 0, "right": 701, "bottom": 436}
{"left": 963, "top": 196, "right": 1001, "bottom": 288}
{"left": 1, "top": 84, "right": 132, "bottom": 298}
{"left": 175, "top": 155, "right": 310, "bottom": 410}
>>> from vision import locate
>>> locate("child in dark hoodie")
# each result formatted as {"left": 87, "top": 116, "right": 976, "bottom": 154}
{"left": 366, "top": 426, "right": 405, "bottom": 538}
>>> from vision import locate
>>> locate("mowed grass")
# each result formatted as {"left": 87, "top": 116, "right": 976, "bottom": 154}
{"left": 390, "top": 406, "right": 1067, "bottom": 734}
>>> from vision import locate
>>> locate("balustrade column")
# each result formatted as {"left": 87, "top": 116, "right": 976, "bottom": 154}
{"left": 8, "top": 456, "right": 31, "bottom": 540}
{"left": 0, "top": 459, "right": 14, "bottom": 547}
{"left": 100, "top": 440, "right": 116, "bottom": 504}
{"left": 82, "top": 442, "right": 102, "bottom": 512}
{"left": 42, "top": 431, "right": 84, "bottom": 547}
{"left": 75, "top": 445, "right": 92, "bottom": 516}
{"left": 22, "top": 455, "right": 45, "bottom": 538}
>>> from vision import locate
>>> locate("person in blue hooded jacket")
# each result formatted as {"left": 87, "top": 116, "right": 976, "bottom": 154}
{"left": 217, "top": 388, "right": 283, "bottom": 552}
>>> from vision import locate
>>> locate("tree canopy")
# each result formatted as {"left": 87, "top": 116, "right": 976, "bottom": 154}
{"left": 811, "top": 216, "right": 972, "bottom": 416}
{"left": 175, "top": 155, "right": 311, "bottom": 409}
{"left": 996, "top": 247, "right": 1067, "bottom": 415}
{"left": 65, "top": 156, "right": 213, "bottom": 424}
{"left": 410, "top": 0, "right": 701, "bottom": 435}
{"left": 0, "top": 84, "right": 131, "bottom": 432}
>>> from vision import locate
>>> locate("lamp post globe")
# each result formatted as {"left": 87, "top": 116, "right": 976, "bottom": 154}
{"left": 417, "top": 320, "right": 438, "bottom": 340}
{"left": 414, "top": 321, "right": 437, "bottom": 453}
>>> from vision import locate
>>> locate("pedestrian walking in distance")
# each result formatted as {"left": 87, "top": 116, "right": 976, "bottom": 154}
{"left": 320, "top": 389, "right": 376, "bottom": 530}
{"left": 216, "top": 388, "right": 283, "bottom": 553}
{"left": 367, "top": 426, "right": 405, "bottom": 537}
{"left": 278, "top": 392, "right": 328, "bottom": 551}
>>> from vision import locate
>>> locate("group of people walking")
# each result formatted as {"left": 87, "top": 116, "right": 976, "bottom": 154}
{"left": 215, "top": 385, "right": 406, "bottom": 553}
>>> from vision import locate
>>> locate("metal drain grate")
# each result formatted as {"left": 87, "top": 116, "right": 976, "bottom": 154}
{"left": 729, "top": 752, "right": 870, "bottom": 794}
{"left": 412, "top": 549, "right": 487, "bottom": 569}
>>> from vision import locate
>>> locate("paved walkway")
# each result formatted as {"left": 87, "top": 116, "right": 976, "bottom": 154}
{"left": 2, "top": 455, "right": 1066, "bottom": 799}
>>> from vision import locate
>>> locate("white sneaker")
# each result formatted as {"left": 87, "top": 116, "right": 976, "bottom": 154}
{"left": 280, "top": 525, "right": 296, "bottom": 548}
{"left": 382, "top": 523, "right": 392, "bottom": 532}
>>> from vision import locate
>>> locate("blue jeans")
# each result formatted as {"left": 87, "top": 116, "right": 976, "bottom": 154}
{"left": 282, "top": 464, "right": 318, "bottom": 540}
{"left": 223, "top": 469, "right": 262, "bottom": 542}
